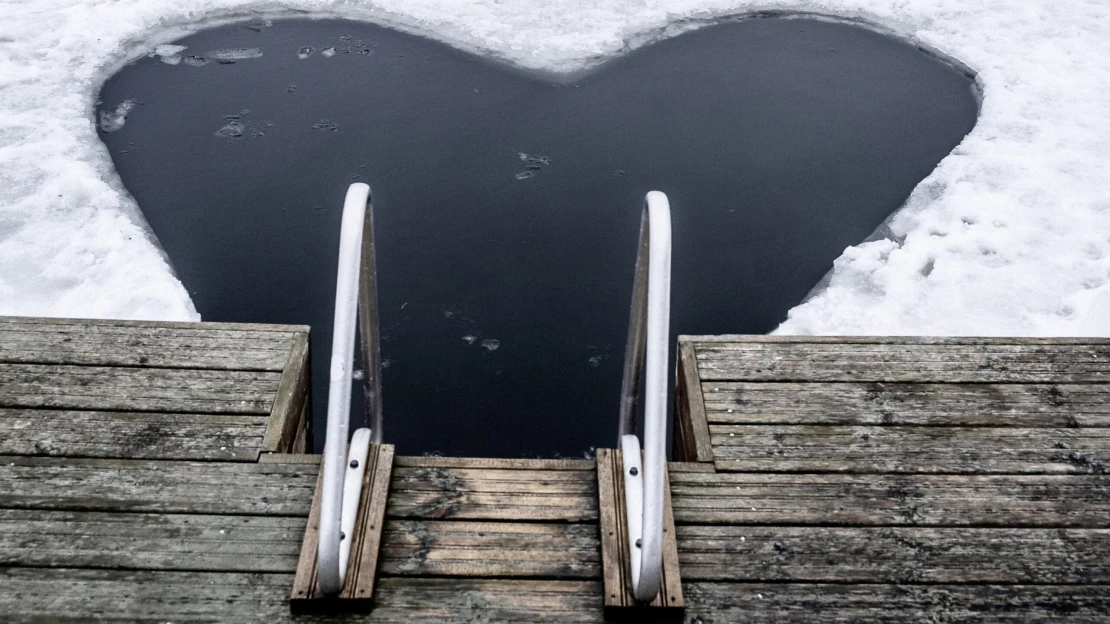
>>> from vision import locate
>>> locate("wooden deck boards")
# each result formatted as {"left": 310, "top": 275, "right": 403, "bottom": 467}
{"left": 672, "top": 335, "right": 1110, "bottom": 622}
{"left": 2, "top": 320, "right": 1109, "bottom": 621}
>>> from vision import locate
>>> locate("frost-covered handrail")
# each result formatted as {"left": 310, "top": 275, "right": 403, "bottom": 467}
{"left": 317, "top": 183, "right": 383, "bottom": 595}
{"left": 616, "top": 190, "right": 672, "bottom": 603}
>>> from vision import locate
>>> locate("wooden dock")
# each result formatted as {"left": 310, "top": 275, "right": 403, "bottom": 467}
{"left": 1, "top": 318, "right": 1108, "bottom": 621}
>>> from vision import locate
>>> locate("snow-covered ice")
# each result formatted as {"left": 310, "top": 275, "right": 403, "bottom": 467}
{"left": 1, "top": 0, "right": 1109, "bottom": 336}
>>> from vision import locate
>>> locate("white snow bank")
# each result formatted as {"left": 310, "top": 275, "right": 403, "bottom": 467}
{"left": 0, "top": 0, "right": 1108, "bottom": 334}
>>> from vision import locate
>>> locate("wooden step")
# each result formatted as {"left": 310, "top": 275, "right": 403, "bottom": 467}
{"left": 290, "top": 444, "right": 394, "bottom": 613}
{"left": 596, "top": 448, "right": 683, "bottom": 621}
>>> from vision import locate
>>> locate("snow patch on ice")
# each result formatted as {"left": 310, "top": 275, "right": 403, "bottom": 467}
{"left": 2, "top": 0, "right": 1109, "bottom": 337}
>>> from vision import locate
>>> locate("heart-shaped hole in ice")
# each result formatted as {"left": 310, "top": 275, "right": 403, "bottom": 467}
{"left": 96, "top": 15, "right": 978, "bottom": 457}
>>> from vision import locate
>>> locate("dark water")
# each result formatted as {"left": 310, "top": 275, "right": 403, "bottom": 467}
{"left": 97, "top": 16, "right": 977, "bottom": 458}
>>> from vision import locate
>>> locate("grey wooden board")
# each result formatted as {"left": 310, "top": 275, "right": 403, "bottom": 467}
{"left": 683, "top": 582, "right": 1110, "bottom": 622}
{"left": 0, "top": 363, "right": 280, "bottom": 414}
{"left": 3, "top": 568, "right": 1108, "bottom": 623}
{"left": 709, "top": 424, "right": 1110, "bottom": 473}
{"left": 703, "top": 382, "right": 1110, "bottom": 427}
{"left": 0, "top": 509, "right": 303, "bottom": 572}
{"left": 677, "top": 525, "right": 1110, "bottom": 583}
{"left": 394, "top": 456, "right": 595, "bottom": 470}
{"left": 0, "top": 456, "right": 317, "bottom": 515}
{"left": 379, "top": 520, "right": 600, "bottom": 578}
{"left": 693, "top": 340, "right": 1110, "bottom": 382}
{"left": 670, "top": 471, "right": 1110, "bottom": 526}
{"left": 0, "top": 409, "right": 267, "bottom": 460}
{"left": 0, "top": 569, "right": 606, "bottom": 623}
{"left": 0, "top": 327, "right": 292, "bottom": 371}
{"left": 388, "top": 465, "right": 598, "bottom": 521}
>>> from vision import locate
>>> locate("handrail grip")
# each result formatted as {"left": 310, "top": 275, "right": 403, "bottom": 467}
{"left": 317, "top": 183, "right": 382, "bottom": 595}
{"left": 616, "top": 190, "right": 672, "bottom": 602}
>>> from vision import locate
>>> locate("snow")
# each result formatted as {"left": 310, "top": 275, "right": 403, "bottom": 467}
{"left": 1, "top": 0, "right": 1108, "bottom": 335}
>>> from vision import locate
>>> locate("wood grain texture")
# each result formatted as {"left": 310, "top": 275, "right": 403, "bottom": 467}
{"left": 703, "top": 381, "right": 1110, "bottom": 427}
{"left": 0, "top": 508, "right": 304, "bottom": 572}
{"left": 290, "top": 445, "right": 394, "bottom": 613}
{"left": 683, "top": 582, "right": 1110, "bottom": 623}
{"left": 263, "top": 330, "right": 310, "bottom": 453}
{"left": 0, "top": 363, "right": 280, "bottom": 414}
{"left": 0, "top": 409, "right": 268, "bottom": 460}
{"left": 709, "top": 424, "right": 1110, "bottom": 474}
{"left": 674, "top": 340, "right": 714, "bottom": 463}
{"left": 0, "top": 331, "right": 291, "bottom": 371}
{"left": 677, "top": 526, "right": 1110, "bottom": 583}
{"left": 379, "top": 520, "right": 600, "bottom": 578}
{"left": 342, "top": 444, "right": 394, "bottom": 602}
{"left": 694, "top": 340, "right": 1110, "bottom": 383}
{"left": 2, "top": 570, "right": 606, "bottom": 624}
{"left": 596, "top": 448, "right": 684, "bottom": 620}
{"left": 670, "top": 471, "right": 1110, "bottom": 526}
{"left": 0, "top": 456, "right": 318, "bottom": 515}
{"left": 5, "top": 569, "right": 1109, "bottom": 624}
{"left": 394, "top": 456, "right": 595, "bottom": 470}
{"left": 388, "top": 465, "right": 597, "bottom": 522}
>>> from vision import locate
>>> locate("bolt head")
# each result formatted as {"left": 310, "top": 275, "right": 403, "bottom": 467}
{"left": 629, "top": 467, "right": 639, "bottom": 476}
{"left": 350, "top": 459, "right": 359, "bottom": 469}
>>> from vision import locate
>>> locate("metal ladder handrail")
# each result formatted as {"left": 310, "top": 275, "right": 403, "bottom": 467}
{"left": 616, "top": 190, "right": 672, "bottom": 603}
{"left": 317, "top": 183, "right": 384, "bottom": 595}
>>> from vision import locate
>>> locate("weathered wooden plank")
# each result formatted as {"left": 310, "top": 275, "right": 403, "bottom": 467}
{"left": 0, "top": 409, "right": 267, "bottom": 460}
{"left": 674, "top": 341, "right": 714, "bottom": 463}
{"left": 388, "top": 465, "right": 598, "bottom": 521}
{"left": 670, "top": 471, "right": 1110, "bottom": 526}
{"left": 0, "top": 315, "right": 309, "bottom": 334}
{"left": 683, "top": 582, "right": 1110, "bottom": 622}
{"left": 677, "top": 526, "right": 1110, "bottom": 583}
{"left": 263, "top": 331, "right": 310, "bottom": 453}
{"left": 0, "top": 568, "right": 300, "bottom": 623}
{"left": 0, "top": 329, "right": 292, "bottom": 371}
{"left": 394, "top": 456, "right": 595, "bottom": 470}
{"left": 710, "top": 425, "right": 1110, "bottom": 474}
{"left": 0, "top": 363, "right": 280, "bottom": 414}
{"left": 0, "top": 456, "right": 317, "bottom": 515}
{"left": 0, "top": 570, "right": 605, "bottom": 623}
{"left": 291, "top": 445, "right": 394, "bottom": 613}
{"left": 7, "top": 568, "right": 1108, "bottom": 624}
{"left": 259, "top": 453, "right": 320, "bottom": 464}
{"left": 597, "top": 448, "right": 684, "bottom": 620}
{"left": 290, "top": 466, "right": 325, "bottom": 609}
{"left": 343, "top": 444, "right": 394, "bottom": 602}
{"left": 595, "top": 449, "right": 625, "bottom": 613}
{"left": 667, "top": 461, "right": 716, "bottom": 473}
{"left": 371, "top": 578, "right": 604, "bottom": 623}
{"left": 0, "top": 508, "right": 303, "bottom": 572}
{"left": 695, "top": 340, "right": 1110, "bottom": 382}
{"left": 379, "top": 520, "right": 599, "bottom": 578}
{"left": 703, "top": 382, "right": 1110, "bottom": 427}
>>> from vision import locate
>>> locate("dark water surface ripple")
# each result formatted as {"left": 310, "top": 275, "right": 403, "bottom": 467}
{"left": 97, "top": 16, "right": 977, "bottom": 458}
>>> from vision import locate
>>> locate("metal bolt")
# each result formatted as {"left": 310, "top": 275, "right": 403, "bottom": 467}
{"left": 635, "top": 539, "right": 642, "bottom": 548}
{"left": 629, "top": 467, "right": 639, "bottom": 476}
{"left": 340, "top": 531, "right": 346, "bottom": 541}
{"left": 350, "top": 459, "right": 359, "bottom": 469}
